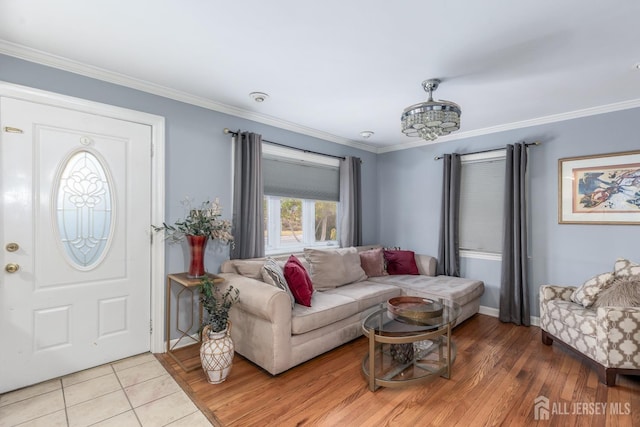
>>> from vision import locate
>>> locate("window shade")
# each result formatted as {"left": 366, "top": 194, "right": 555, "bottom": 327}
{"left": 459, "top": 157, "right": 505, "bottom": 253}
{"left": 263, "top": 154, "right": 340, "bottom": 201}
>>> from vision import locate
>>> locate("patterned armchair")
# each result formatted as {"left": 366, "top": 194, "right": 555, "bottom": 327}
{"left": 540, "top": 284, "right": 640, "bottom": 385}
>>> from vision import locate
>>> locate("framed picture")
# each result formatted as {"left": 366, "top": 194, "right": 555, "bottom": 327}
{"left": 558, "top": 150, "right": 640, "bottom": 224}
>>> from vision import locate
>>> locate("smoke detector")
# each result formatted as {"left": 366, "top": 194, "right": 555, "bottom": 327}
{"left": 249, "top": 92, "right": 269, "bottom": 102}
{"left": 359, "top": 131, "right": 374, "bottom": 139}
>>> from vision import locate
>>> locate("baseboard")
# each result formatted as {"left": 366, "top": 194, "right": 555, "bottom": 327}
{"left": 166, "top": 309, "right": 540, "bottom": 354}
{"left": 166, "top": 333, "right": 200, "bottom": 352}
{"left": 478, "top": 305, "right": 540, "bottom": 327}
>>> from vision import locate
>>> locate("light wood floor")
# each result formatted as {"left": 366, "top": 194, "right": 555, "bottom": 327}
{"left": 156, "top": 314, "right": 640, "bottom": 426}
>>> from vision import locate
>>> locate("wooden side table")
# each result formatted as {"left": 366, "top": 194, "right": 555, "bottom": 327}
{"left": 166, "top": 272, "right": 224, "bottom": 372}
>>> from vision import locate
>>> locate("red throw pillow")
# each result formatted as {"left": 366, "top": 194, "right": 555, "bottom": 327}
{"left": 384, "top": 250, "right": 419, "bottom": 275}
{"left": 283, "top": 255, "right": 313, "bottom": 306}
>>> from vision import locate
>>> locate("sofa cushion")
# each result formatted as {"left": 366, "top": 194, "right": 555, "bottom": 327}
{"left": 359, "top": 248, "right": 386, "bottom": 277}
{"left": 262, "top": 258, "right": 296, "bottom": 309}
{"left": 291, "top": 292, "right": 360, "bottom": 334}
{"left": 323, "top": 281, "right": 402, "bottom": 311}
{"left": 370, "top": 275, "right": 484, "bottom": 307}
{"left": 570, "top": 272, "right": 614, "bottom": 308}
{"left": 304, "top": 247, "right": 367, "bottom": 290}
{"left": 593, "top": 276, "right": 640, "bottom": 308}
{"left": 284, "top": 255, "right": 314, "bottom": 307}
{"left": 233, "top": 260, "right": 265, "bottom": 280}
{"left": 384, "top": 250, "right": 419, "bottom": 275}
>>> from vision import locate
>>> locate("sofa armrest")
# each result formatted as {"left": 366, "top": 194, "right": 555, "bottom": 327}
{"left": 415, "top": 254, "right": 437, "bottom": 276}
{"left": 218, "top": 273, "right": 292, "bottom": 322}
{"left": 540, "top": 285, "right": 575, "bottom": 303}
{"left": 596, "top": 306, "right": 640, "bottom": 368}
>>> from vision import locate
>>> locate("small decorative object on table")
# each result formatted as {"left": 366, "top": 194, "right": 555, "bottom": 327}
{"left": 388, "top": 296, "right": 444, "bottom": 324}
{"left": 387, "top": 297, "right": 444, "bottom": 363}
{"left": 152, "top": 198, "right": 234, "bottom": 278}
{"left": 198, "top": 276, "right": 240, "bottom": 384}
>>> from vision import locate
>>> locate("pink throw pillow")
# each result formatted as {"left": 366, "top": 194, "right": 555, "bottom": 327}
{"left": 359, "top": 248, "right": 386, "bottom": 277}
{"left": 283, "top": 255, "right": 313, "bottom": 306}
{"left": 384, "top": 250, "right": 419, "bottom": 275}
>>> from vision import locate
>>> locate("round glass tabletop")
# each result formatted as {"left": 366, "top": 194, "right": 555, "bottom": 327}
{"left": 363, "top": 298, "right": 460, "bottom": 335}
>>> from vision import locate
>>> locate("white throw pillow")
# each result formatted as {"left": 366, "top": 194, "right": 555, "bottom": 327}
{"left": 570, "top": 271, "right": 614, "bottom": 308}
{"left": 613, "top": 258, "right": 640, "bottom": 278}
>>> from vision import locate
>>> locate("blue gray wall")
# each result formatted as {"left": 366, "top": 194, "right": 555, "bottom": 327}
{"left": 2, "top": 53, "right": 638, "bottom": 320}
{"left": 378, "top": 108, "right": 640, "bottom": 316}
{"left": 0, "top": 54, "right": 379, "bottom": 277}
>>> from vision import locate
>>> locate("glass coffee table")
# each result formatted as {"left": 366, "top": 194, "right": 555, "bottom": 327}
{"left": 361, "top": 298, "right": 460, "bottom": 391}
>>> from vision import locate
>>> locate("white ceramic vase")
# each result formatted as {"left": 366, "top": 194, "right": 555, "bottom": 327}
{"left": 200, "top": 323, "right": 234, "bottom": 384}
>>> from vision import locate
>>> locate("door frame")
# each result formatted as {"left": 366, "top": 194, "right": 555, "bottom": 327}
{"left": 0, "top": 81, "right": 166, "bottom": 354}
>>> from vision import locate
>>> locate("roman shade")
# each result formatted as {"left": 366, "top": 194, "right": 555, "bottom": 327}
{"left": 263, "top": 154, "right": 339, "bottom": 201}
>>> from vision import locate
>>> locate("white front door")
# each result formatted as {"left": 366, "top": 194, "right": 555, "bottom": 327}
{"left": 0, "top": 97, "right": 152, "bottom": 393}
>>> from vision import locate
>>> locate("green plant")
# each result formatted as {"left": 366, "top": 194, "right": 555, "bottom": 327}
{"left": 198, "top": 277, "right": 240, "bottom": 333}
{"left": 152, "top": 198, "right": 233, "bottom": 244}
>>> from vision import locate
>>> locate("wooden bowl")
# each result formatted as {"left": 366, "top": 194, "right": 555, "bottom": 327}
{"left": 388, "top": 296, "right": 443, "bottom": 324}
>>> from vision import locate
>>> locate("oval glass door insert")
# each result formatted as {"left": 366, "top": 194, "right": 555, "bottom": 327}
{"left": 55, "top": 150, "right": 114, "bottom": 269}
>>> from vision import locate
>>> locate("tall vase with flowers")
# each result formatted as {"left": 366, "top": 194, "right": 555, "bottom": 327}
{"left": 198, "top": 276, "right": 240, "bottom": 384}
{"left": 152, "top": 198, "right": 234, "bottom": 278}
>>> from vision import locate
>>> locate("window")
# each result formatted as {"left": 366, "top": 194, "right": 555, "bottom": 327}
{"left": 262, "top": 144, "right": 340, "bottom": 254}
{"left": 459, "top": 151, "right": 505, "bottom": 258}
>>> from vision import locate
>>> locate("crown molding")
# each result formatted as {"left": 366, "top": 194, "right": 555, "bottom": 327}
{"left": 3, "top": 40, "right": 640, "bottom": 156}
{"left": 377, "top": 98, "right": 640, "bottom": 154}
{"left": 0, "top": 41, "right": 377, "bottom": 154}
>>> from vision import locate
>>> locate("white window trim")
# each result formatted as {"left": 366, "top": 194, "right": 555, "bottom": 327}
{"left": 460, "top": 250, "right": 502, "bottom": 261}
{"left": 264, "top": 196, "right": 339, "bottom": 256}
{"left": 262, "top": 144, "right": 340, "bottom": 255}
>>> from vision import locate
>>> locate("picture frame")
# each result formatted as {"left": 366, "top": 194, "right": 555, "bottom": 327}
{"left": 558, "top": 150, "right": 640, "bottom": 224}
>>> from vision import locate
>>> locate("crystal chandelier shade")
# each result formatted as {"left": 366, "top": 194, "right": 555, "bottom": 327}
{"left": 401, "top": 79, "right": 461, "bottom": 141}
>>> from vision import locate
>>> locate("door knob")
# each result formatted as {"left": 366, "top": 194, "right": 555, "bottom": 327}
{"left": 5, "top": 263, "right": 19, "bottom": 273}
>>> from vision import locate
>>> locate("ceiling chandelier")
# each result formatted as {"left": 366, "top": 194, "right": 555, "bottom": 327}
{"left": 401, "top": 79, "right": 461, "bottom": 141}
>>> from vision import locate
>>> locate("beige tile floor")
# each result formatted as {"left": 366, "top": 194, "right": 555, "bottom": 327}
{"left": 0, "top": 353, "right": 212, "bottom": 427}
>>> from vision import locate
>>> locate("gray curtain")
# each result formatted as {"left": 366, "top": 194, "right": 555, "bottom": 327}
{"left": 231, "top": 131, "right": 264, "bottom": 259}
{"left": 437, "top": 153, "right": 461, "bottom": 276}
{"left": 339, "top": 156, "right": 362, "bottom": 247}
{"left": 499, "top": 143, "right": 529, "bottom": 325}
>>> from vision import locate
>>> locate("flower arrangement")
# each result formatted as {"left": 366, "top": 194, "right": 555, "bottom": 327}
{"left": 199, "top": 277, "right": 240, "bottom": 333}
{"left": 152, "top": 198, "right": 234, "bottom": 245}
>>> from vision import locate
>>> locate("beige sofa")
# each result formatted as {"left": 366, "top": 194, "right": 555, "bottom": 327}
{"left": 219, "top": 246, "right": 484, "bottom": 375}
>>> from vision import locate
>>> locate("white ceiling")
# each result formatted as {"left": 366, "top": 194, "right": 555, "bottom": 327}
{"left": 1, "top": 1, "right": 640, "bottom": 152}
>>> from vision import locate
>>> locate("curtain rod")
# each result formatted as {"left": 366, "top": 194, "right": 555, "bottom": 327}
{"left": 223, "top": 128, "right": 346, "bottom": 161}
{"left": 433, "top": 141, "right": 541, "bottom": 160}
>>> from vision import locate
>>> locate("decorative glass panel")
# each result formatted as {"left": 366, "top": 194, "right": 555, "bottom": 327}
{"left": 56, "top": 150, "right": 113, "bottom": 269}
